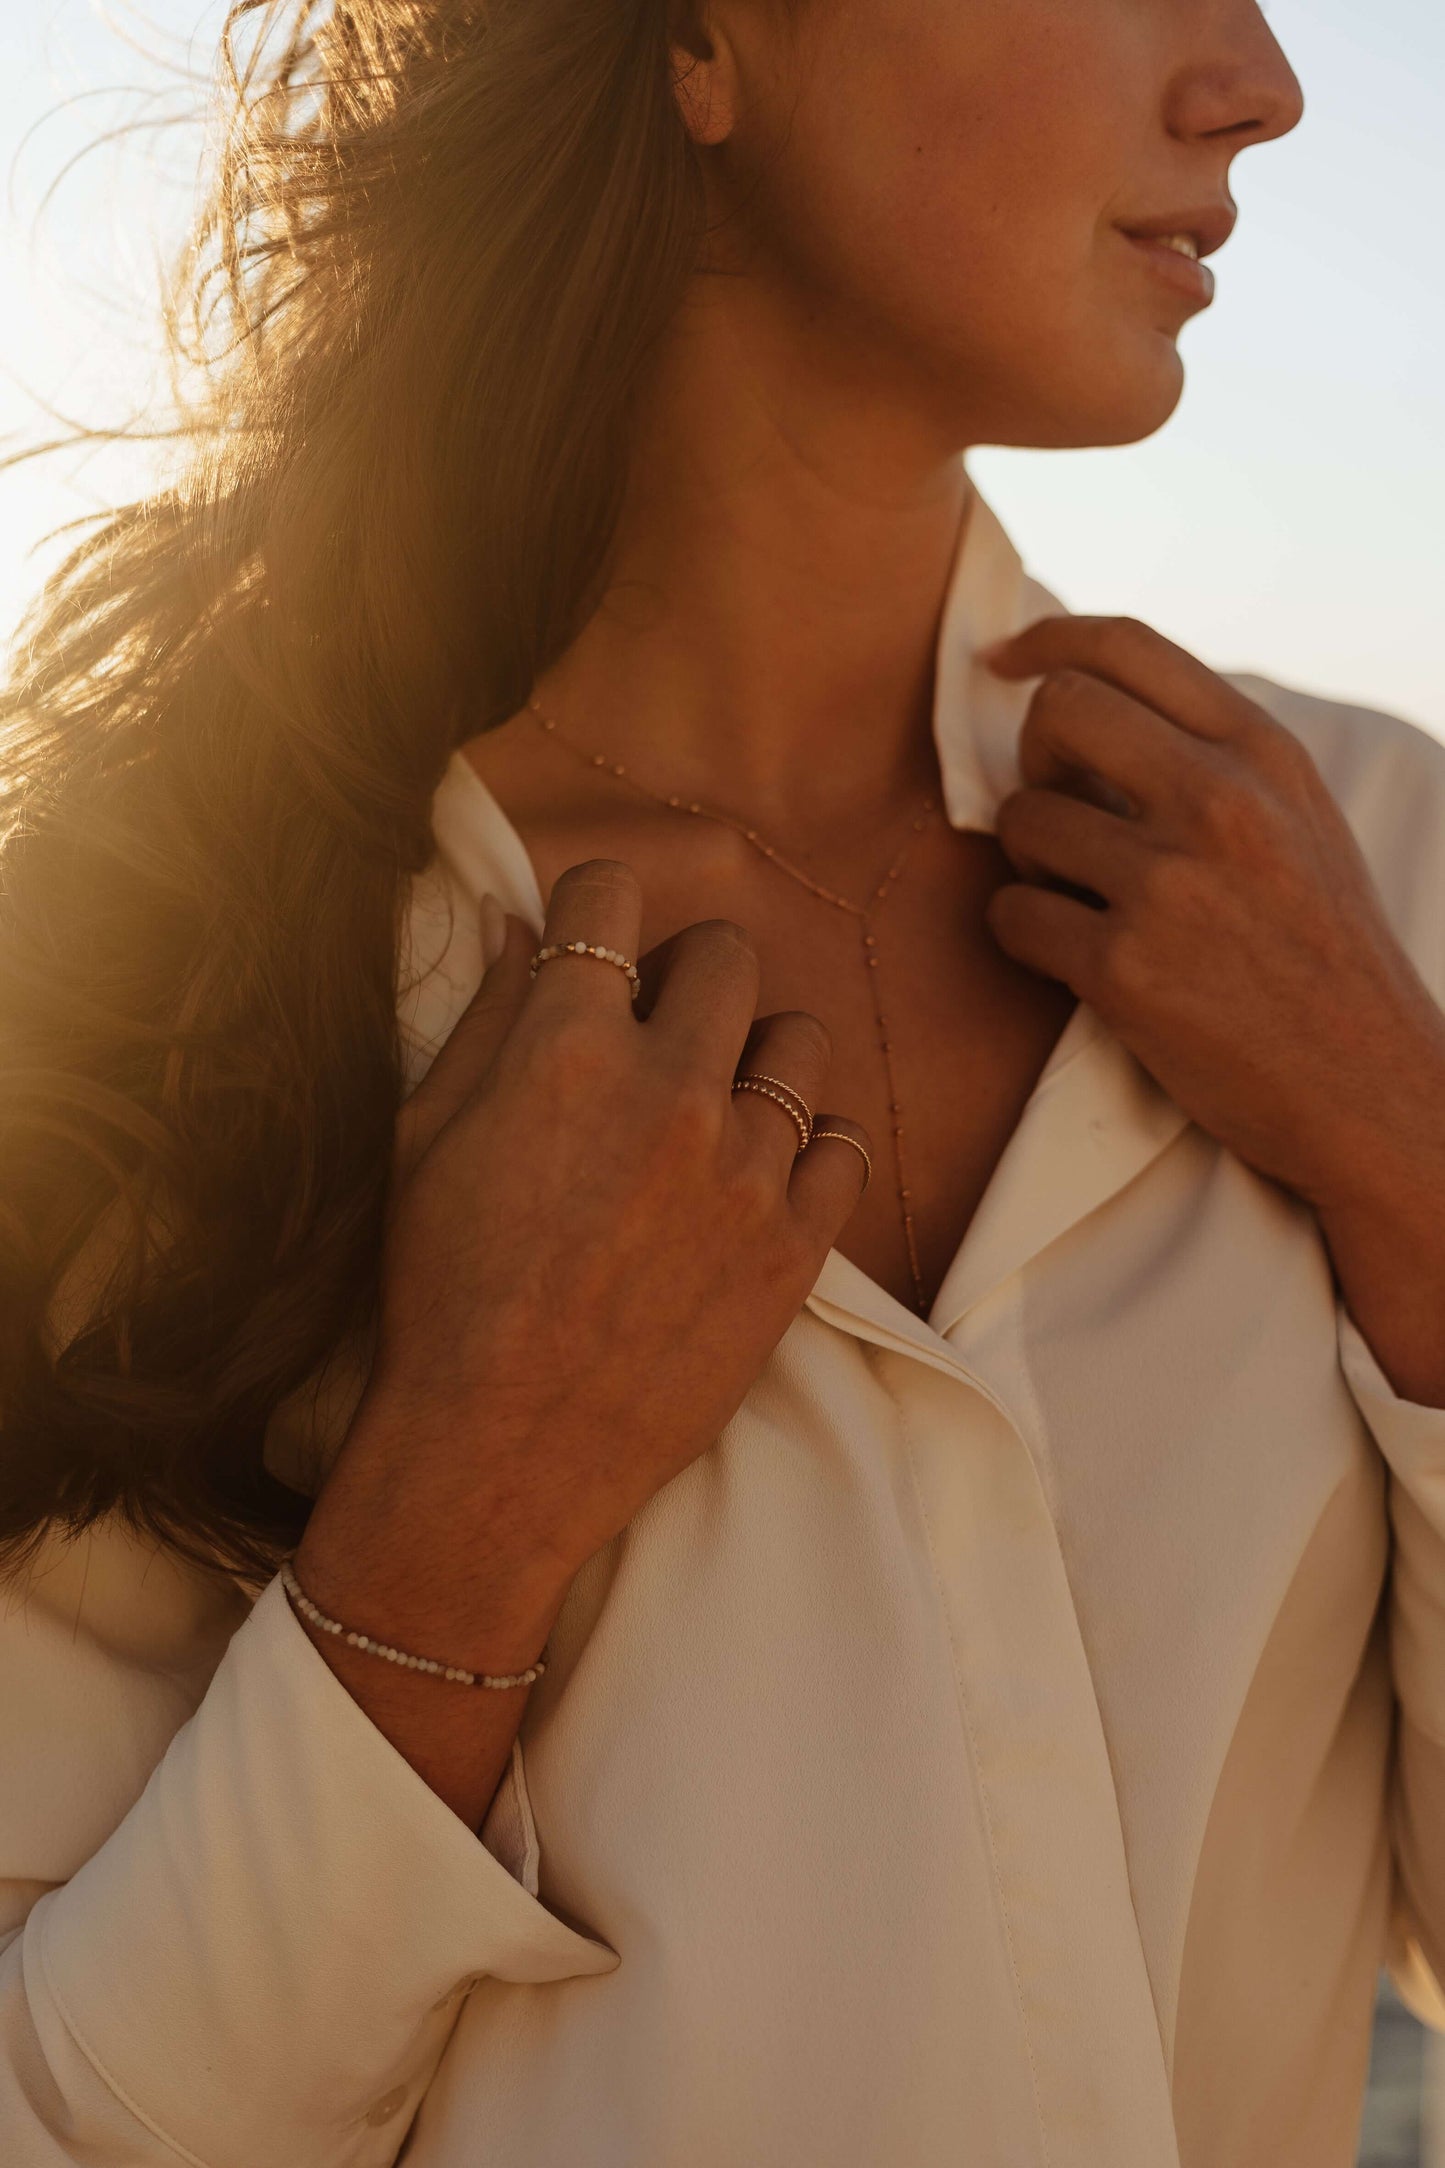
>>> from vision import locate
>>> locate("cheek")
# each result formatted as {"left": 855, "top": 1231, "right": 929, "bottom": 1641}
{"left": 783, "top": 8, "right": 1109, "bottom": 278}
{"left": 741, "top": 0, "right": 1169, "bottom": 429}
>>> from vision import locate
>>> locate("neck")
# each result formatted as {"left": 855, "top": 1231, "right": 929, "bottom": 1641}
{"left": 531, "top": 274, "right": 972, "bottom": 836}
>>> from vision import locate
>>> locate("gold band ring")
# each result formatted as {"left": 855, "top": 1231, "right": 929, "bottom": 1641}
{"left": 806, "top": 1127, "right": 873, "bottom": 1191}
{"left": 529, "top": 940, "right": 641, "bottom": 1001}
{"left": 731, "top": 1077, "right": 811, "bottom": 1153}
{"left": 733, "top": 1071, "right": 814, "bottom": 1139}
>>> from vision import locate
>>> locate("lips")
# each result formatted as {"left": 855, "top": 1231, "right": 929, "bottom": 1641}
{"left": 1117, "top": 228, "right": 1217, "bottom": 304}
{"left": 1114, "top": 203, "right": 1238, "bottom": 260}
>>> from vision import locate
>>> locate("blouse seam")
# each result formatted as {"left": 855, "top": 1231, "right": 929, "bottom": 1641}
{"left": 889, "top": 1382, "right": 1053, "bottom": 2168}
{"left": 34, "top": 1908, "right": 213, "bottom": 2168}
{"left": 1011, "top": 1278, "right": 1175, "bottom": 2090}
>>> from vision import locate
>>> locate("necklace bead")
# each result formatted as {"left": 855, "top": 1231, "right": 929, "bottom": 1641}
{"left": 525, "top": 696, "right": 938, "bottom": 1314}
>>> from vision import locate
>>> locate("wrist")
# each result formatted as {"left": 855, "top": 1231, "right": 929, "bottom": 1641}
{"left": 1313, "top": 1159, "right": 1445, "bottom": 1413}
{"left": 291, "top": 1528, "right": 570, "bottom": 1679}
{"left": 299, "top": 1411, "right": 581, "bottom": 1672}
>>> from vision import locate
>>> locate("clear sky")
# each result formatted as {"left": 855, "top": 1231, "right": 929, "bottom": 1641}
{"left": 1, "top": 0, "right": 1442, "bottom": 735}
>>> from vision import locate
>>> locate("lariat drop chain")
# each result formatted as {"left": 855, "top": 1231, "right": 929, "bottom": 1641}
{"left": 525, "top": 697, "right": 942, "bottom": 1316}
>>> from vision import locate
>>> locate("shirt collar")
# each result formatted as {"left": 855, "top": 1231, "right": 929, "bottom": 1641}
{"left": 929, "top": 469, "right": 1069, "bottom": 836}
{"left": 804, "top": 469, "right": 1191, "bottom": 1357}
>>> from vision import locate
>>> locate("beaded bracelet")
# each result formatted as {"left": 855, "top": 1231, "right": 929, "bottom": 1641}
{"left": 280, "top": 1560, "right": 549, "bottom": 1689}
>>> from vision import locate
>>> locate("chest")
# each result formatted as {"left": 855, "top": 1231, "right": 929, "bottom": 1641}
{"left": 736, "top": 828, "right": 1076, "bottom": 1312}
{"left": 469, "top": 745, "right": 1075, "bottom": 1316}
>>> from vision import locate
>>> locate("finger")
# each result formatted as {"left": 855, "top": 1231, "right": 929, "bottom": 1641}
{"left": 995, "top": 786, "right": 1156, "bottom": 906}
{"left": 983, "top": 614, "right": 1262, "bottom": 745}
{"left": 984, "top": 881, "right": 1109, "bottom": 995}
{"left": 528, "top": 858, "right": 644, "bottom": 1017}
{"left": 1017, "top": 669, "right": 1188, "bottom": 816}
{"left": 395, "top": 905, "right": 534, "bottom": 1180}
{"left": 730, "top": 1010, "right": 833, "bottom": 1181}
{"left": 788, "top": 1113, "right": 874, "bottom": 1241}
{"left": 644, "top": 918, "right": 762, "bottom": 1075}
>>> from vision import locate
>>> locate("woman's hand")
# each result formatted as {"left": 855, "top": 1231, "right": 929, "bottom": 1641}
{"left": 301, "top": 858, "right": 872, "bottom": 1645}
{"left": 980, "top": 613, "right": 1445, "bottom": 1215}
{"left": 979, "top": 613, "right": 1445, "bottom": 1405}
{"left": 289, "top": 858, "right": 868, "bottom": 1825}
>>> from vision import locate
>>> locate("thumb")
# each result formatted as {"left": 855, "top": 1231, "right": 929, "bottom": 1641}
{"left": 394, "top": 899, "right": 535, "bottom": 1183}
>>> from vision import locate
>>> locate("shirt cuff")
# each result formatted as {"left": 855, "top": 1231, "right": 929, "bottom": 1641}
{"left": 1338, "top": 1300, "right": 1445, "bottom": 1486}
{"left": 29, "top": 1573, "right": 617, "bottom": 2168}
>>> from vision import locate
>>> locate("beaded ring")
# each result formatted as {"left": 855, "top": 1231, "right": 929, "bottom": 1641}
{"left": 735, "top": 1070, "right": 814, "bottom": 1136}
{"left": 731, "top": 1075, "right": 811, "bottom": 1153}
{"left": 529, "top": 939, "right": 641, "bottom": 1001}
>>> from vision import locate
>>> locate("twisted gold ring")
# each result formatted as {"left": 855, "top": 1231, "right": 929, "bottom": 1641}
{"left": 807, "top": 1128, "right": 872, "bottom": 1190}
{"left": 731, "top": 1073, "right": 813, "bottom": 1153}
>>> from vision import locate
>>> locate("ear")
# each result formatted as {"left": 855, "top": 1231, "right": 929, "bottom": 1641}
{"left": 668, "top": 0, "right": 740, "bottom": 146}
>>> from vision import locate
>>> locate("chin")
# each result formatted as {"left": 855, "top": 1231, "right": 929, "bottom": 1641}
{"left": 1000, "top": 338, "right": 1188, "bottom": 450}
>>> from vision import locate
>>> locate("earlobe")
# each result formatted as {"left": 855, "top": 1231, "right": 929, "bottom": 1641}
{"left": 668, "top": 2, "right": 738, "bottom": 146}
{"left": 669, "top": 50, "right": 738, "bottom": 145}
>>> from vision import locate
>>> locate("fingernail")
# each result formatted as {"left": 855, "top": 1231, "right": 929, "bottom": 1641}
{"left": 480, "top": 892, "right": 507, "bottom": 972}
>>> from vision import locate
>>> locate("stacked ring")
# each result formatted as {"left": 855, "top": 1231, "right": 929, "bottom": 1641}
{"left": 731, "top": 1073, "right": 814, "bottom": 1153}
{"left": 529, "top": 940, "right": 641, "bottom": 1001}
{"left": 807, "top": 1128, "right": 873, "bottom": 1190}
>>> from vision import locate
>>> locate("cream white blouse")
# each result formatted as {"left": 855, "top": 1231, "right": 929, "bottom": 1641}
{"left": 4, "top": 477, "right": 1445, "bottom": 2168}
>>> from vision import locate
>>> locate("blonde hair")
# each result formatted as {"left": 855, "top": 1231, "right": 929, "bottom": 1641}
{"left": 0, "top": 0, "right": 702, "bottom": 1581}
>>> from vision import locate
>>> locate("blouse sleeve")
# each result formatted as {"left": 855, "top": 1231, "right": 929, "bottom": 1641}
{"left": 0, "top": 1518, "right": 617, "bottom": 2168}
{"left": 1337, "top": 1302, "right": 1445, "bottom": 2030}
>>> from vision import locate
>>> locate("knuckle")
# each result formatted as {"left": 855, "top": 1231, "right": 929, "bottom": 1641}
{"left": 1199, "top": 771, "right": 1279, "bottom": 861}
{"left": 1036, "top": 667, "right": 1089, "bottom": 715}
{"left": 659, "top": 1069, "right": 725, "bottom": 1154}
{"left": 781, "top": 1008, "right": 832, "bottom": 1069}
{"left": 1134, "top": 848, "right": 1210, "bottom": 925}
{"left": 553, "top": 856, "right": 641, "bottom": 899}
{"left": 1096, "top": 922, "right": 1152, "bottom": 1007}
{"left": 1103, "top": 614, "right": 1150, "bottom": 659}
{"left": 690, "top": 916, "right": 758, "bottom": 963}
{"left": 533, "top": 1010, "right": 612, "bottom": 1091}
{"left": 1185, "top": 764, "right": 1247, "bottom": 842}
{"left": 1249, "top": 714, "right": 1312, "bottom": 786}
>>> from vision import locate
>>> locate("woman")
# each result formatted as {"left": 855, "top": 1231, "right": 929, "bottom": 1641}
{"left": 3, "top": 0, "right": 1444, "bottom": 2160}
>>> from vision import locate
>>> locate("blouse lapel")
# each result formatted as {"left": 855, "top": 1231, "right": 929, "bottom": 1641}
{"left": 805, "top": 466, "right": 1192, "bottom": 1357}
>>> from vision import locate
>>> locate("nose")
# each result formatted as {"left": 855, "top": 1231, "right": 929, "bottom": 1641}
{"left": 1167, "top": 1, "right": 1306, "bottom": 152}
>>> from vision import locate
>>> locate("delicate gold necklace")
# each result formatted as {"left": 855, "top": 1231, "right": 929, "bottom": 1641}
{"left": 525, "top": 696, "right": 942, "bottom": 1316}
